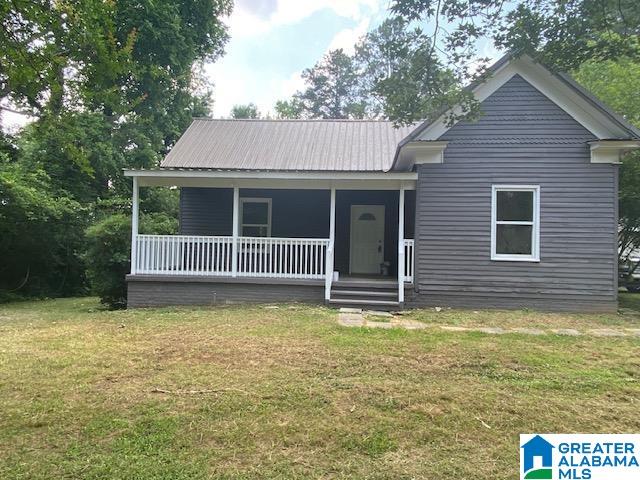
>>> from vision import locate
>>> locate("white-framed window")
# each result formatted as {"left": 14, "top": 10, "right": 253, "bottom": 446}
{"left": 491, "top": 185, "right": 540, "bottom": 262}
{"left": 239, "top": 197, "right": 272, "bottom": 237}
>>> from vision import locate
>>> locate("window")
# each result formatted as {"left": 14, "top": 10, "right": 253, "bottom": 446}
{"left": 491, "top": 185, "right": 540, "bottom": 262}
{"left": 240, "top": 198, "right": 272, "bottom": 237}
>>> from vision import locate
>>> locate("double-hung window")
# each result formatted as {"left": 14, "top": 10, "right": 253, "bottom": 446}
{"left": 491, "top": 185, "right": 540, "bottom": 262}
{"left": 239, "top": 198, "right": 272, "bottom": 237}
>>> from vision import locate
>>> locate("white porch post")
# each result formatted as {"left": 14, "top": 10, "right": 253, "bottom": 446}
{"left": 398, "top": 183, "right": 405, "bottom": 304}
{"left": 130, "top": 176, "right": 139, "bottom": 274}
{"left": 232, "top": 186, "right": 239, "bottom": 277}
{"left": 325, "top": 186, "right": 336, "bottom": 302}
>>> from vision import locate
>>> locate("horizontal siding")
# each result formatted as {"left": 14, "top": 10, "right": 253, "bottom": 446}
{"left": 413, "top": 74, "right": 617, "bottom": 312}
{"left": 180, "top": 188, "right": 233, "bottom": 235}
{"left": 128, "top": 278, "right": 324, "bottom": 308}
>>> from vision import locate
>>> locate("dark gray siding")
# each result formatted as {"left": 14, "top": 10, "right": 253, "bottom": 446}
{"left": 127, "top": 276, "right": 324, "bottom": 308}
{"left": 412, "top": 74, "right": 618, "bottom": 312}
{"left": 180, "top": 188, "right": 416, "bottom": 277}
{"left": 180, "top": 188, "right": 233, "bottom": 235}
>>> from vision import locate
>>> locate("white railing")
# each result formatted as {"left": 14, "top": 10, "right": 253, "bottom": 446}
{"left": 237, "top": 237, "right": 329, "bottom": 279}
{"left": 135, "top": 235, "right": 233, "bottom": 275}
{"left": 403, "top": 239, "right": 414, "bottom": 283}
{"left": 134, "top": 235, "right": 329, "bottom": 280}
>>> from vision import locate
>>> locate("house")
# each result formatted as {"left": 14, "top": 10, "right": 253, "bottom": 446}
{"left": 124, "top": 53, "right": 640, "bottom": 311}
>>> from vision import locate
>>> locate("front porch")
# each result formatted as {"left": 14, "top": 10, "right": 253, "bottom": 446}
{"left": 125, "top": 170, "right": 417, "bottom": 307}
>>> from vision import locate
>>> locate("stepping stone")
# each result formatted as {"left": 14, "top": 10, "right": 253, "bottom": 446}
{"left": 364, "top": 310, "right": 393, "bottom": 318}
{"left": 338, "top": 313, "right": 364, "bottom": 327}
{"left": 510, "top": 327, "right": 546, "bottom": 335}
{"left": 339, "top": 307, "right": 362, "bottom": 314}
{"left": 588, "top": 328, "right": 627, "bottom": 337}
{"left": 551, "top": 328, "right": 581, "bottom": 336}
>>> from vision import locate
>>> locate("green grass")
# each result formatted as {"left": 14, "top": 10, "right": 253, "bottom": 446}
{"left": 0, "top": 297, "right": 639, "bottom": 479}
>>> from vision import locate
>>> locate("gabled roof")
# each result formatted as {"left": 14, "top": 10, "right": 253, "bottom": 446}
{"left": 161, "top": 118, "right": 414, "bottom": 172}
{"left": 400, "top": 53, "right": 640, "bottom": 145}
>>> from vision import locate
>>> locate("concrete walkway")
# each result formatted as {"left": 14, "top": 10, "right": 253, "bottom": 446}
{"left": 337, "top": 308, "right": 640, "bottom": 337}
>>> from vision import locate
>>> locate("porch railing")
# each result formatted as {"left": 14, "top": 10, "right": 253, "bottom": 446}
{"left": 135, "top": 235, "right": 234, "bottom": 276}
{"left": 237, "top": 237, "right": 329, "bottom": 279}
{"left": 133, "top": 234, "right": 411, "bottom": 283}
{"left": 403, "top": 239, "right": 414, "bottom": 283}
{"left": 134, "top": 234, "right": 329, "bottom": 280}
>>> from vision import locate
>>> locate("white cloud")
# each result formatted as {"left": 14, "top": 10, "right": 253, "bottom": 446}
{"left": 326, "top": 18, "right": 370, "bottom": 54}
{"left": 229, "top": 0, "right": 380, "bottom": 38}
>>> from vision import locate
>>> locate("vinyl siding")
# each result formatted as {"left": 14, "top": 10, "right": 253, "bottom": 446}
{"left": 412, "top": 74, "right": 618, "bottom": 312}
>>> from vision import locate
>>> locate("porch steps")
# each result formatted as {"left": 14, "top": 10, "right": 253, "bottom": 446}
{"left": 329, "top": 279, "right": 400, "bottom": 310}
{"left": 328, "top": 298, "right": 400, "bottom": 309}
{"left": 332, "top": 289, "right": 397, "bottom": 298}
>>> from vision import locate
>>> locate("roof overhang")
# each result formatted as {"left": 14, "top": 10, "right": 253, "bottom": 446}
{"left": 124, "top": 168, "right": 417, "bottom": 190}
{"left": 395, "top": 141, "right": 448, "bottom": 170}
{"left": 588, "top": 140, "right": 640, "bottom": 164}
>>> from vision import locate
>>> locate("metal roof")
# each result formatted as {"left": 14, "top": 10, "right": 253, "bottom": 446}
{"left": 161, "top": 118, "right": 415, "bottom": 172}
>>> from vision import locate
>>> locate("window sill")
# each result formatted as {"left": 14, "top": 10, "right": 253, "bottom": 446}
{"left": 491, "top": 255, "right": 540, "bottom": 263}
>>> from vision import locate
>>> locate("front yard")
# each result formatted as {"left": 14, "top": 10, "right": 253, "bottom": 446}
{"left": 0, "top": 296, "right": 639, "bottom": 479}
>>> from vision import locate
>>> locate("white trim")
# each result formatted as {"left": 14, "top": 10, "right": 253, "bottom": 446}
{"left": 415, "top": 55, "right": 633, "bottom": 141}
{"left": 325, "top": 187, "right": 336, "bottom": 301}
{"left": 490, "top": 185, "right": 540, "bottom": 262}
{"left": 231, "top": 186, "right": 239, "bottom": 277}
{"left": 589, "top": 140, "right": 640, "bottom": 164}
{"left": 398, "top": 185, "right": 405, "bottom": 304}
{"left": 130, "top": 176, "right": 139, "bottom": 274}
{"left": 124, "top": 169, "right": 417, "bottom": 181}
{"left": 239, "top": 197, "right": 272, "bottom": 237}
{"left": 395, "top": 142, "right": 448, "bottom": 170}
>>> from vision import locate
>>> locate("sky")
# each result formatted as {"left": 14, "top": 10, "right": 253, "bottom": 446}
{"left": 207, "top": 0, "right": 390, "bottom": 118}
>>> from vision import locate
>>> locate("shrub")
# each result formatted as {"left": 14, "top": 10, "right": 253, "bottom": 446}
{"left": 84, "top": 213, "right": 177, "bottom": 309}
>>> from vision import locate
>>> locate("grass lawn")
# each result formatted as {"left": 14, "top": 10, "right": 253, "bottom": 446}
{"left": 0, "top": 296, "right": 639, "bottom": 479}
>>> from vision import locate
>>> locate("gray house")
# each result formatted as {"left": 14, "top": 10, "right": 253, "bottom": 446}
{"left": 125, "top": 53, "right": 640, "bottom": 312}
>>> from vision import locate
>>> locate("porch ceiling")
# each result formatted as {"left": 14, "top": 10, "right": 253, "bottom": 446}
{"left": 124, "top": 168, "right": 417, "bottom": 190}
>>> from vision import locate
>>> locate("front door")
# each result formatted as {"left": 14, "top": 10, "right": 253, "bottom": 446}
{"left": 350, "top": 205, "right": 385, "bottom": 274}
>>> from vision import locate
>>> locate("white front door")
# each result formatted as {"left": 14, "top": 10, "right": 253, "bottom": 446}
{"left": 350, "top": 205, "right": 385, "bottom": 274}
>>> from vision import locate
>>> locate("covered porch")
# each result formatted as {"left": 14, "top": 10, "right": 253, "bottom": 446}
{"left": 125, "top": 169, "right": 417, "bottom": 307}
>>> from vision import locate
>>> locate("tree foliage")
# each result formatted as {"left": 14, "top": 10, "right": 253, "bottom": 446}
{"left": 231, "top": 103, "right": 260, "bottom": 119}
{"left": 574, "top": 58, "right": 640, "bottom": 268}
{"left": 0, "top": 0, "right": 231, "bottom": 301}
{"left": 84, "top": 213, "right": 177, "bottom": 309}
{"left": 277, "top": 20, "right": 460, "bottom": 123}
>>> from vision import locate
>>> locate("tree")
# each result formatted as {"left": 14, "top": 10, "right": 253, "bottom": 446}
{"left": 231, "top": 103, "right": 260, "bottom": 119}
{"left": 294, "top": 49, "right": 367, "bottom": 119}
{"left": 0, "top": 0, "right": 232, "bottom": 300}
{"left": 276, "top": 20, "right": 460, "bottom": 123}
{"left": 574, "top": 58, "right": 640, "bottom": 269}
{"left": 274, "top": 99, "right": 303, "bottom": 119}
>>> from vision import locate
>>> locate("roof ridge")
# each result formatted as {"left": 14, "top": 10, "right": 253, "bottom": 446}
{"left": 192, "top": 117, "right": 399, "bottom": 123}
